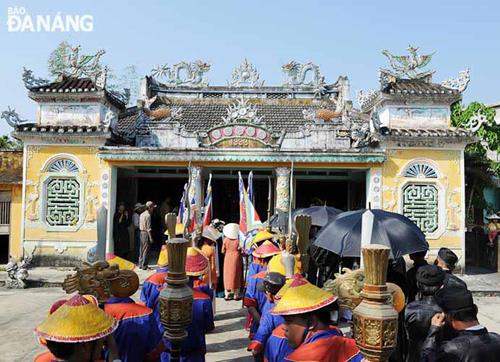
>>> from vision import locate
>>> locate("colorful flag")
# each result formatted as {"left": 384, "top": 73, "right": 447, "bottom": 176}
{"left": 202, "top": 174, "right": 213, "bottom": 227}
{"left": 238, "top": 172, "right": 263, "bottom": 249}
{"left": 247, "top": 171, "right": 254, "bottom": 204}
{"left": 177, "top": 183, "right": 188, "bottom": 224}
{"left": 189, "top": 195, "right": 197, "bottom": 233}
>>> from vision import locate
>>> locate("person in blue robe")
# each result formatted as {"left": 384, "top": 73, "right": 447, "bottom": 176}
{"left": 264, "top": 324, "right": 295, "bottom": 362}
{"left": 104, "top": 296, "right": 163, "bottom": 362}
{"left": 248, "top": 272, "right": 287, "bottom": 359}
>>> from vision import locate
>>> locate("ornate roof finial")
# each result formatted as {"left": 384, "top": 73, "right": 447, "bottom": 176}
{"left": 48, "top": 43, "right": 106, "bottom": 80}
{"left": 222, "top": 97, "right": 263, "bottom": 124}
{"left": 150, "top": 61, "right": 210, "bottom": 88}
{"left": 441, "top": 68, "right": 470, "bottom": 93}
{"left": 22, "top": 67, "right": 49, "bottom": 89}
{"left": 380, "top": 45, "right": 434, "bottom": 80}
{"left": 228, "top": 59, "right": 264, "bottom": 87}
{"left": 281, "top": 61, "right": 326, "bottom": 97}
{"left": 1, "top": 106, "right": 29, "bottom": 128}
{"left": 357, "top": 89, "right": 380, "bottom": 112}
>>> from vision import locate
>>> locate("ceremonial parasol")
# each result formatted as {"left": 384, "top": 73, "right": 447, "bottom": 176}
{"left": 313, "top": 209, "right": 428, "bottom": 259}
{"left": 270, "top": 206, "right": 342, "bottom": 229}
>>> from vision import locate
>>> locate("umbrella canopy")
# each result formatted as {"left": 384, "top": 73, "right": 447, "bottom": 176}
{"left": 270, "top": 206, "right": 342, "bottom": 229}
{"left": 313, "top": 209, "right": 428, "bottom": 259}
{"left": 294, "top": 206, "right": 343, "bottom": 227}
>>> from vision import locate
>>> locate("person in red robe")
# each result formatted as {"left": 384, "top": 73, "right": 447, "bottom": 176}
{"left": 222, "top": 223, "right": 243, "bottom": 300}
{"left": 271, "top": 275, "right": 362, "bottom": 362}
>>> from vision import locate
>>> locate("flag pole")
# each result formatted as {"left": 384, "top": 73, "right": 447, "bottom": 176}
{"left": 184, "top": 161, "right": 192, "bottom": 240}
{"left": 266, "top": 176, "right": 272, "bottom": 231}
{"left": 288, "top": 162, "right": 294, "bottom": 238}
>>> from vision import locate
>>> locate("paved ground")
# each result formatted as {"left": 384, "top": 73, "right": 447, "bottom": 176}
{"left": 0, "top": 288, "right": 252, "bottom": 362}
{"left": 0, "top": 287, "right": 499, "bottom": 362}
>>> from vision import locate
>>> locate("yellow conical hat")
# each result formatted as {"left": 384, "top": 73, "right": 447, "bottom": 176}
{"left": 106, "top": 253, "right": 136, "bottom": 271}
{"left": 272, "top": 275, "right": 337, "bottom": 315}
{"left": 268, "top": 254, "right": 300, "bottom": 276}
{"left": 157, "top": 245, "right": 169, "bottom": 266}
{"left": 35, "top": 294, "right": 117, "bottom": 343}
{"left": 252, "top": 230, "right": 274, "bottom": 245}
{"left": 275, "top": 278, "right": 293, "bottom": 300}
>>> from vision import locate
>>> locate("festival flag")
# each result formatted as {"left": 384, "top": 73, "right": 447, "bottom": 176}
{"left": 189, "top": 195, "right": 197, "bottom": 233}
{"left": 202, "top": 173, "right": 213, "bottom": 227}
{"left": 238, "top": 172, "right": 263, "bottom": 249}
{"left": 177, "top": 183, "right": 188, "bottom": 224}
{"left": 247, "top": 171, "right": 254, "bottom": 204}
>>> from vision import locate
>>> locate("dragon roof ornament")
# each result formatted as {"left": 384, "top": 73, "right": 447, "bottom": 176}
{"left": 22, "top": 67, "right": 49, "bottom": 89}
{"left": 151, "top": 60, "right": 211, "bottom": 87}
{"left": 50, "top": 44, "right": 106, "bottom": 81}
{"left": 357, "top": 89, "right": 380, "bottom": 112}
{"left": 1, "top": 107, "right": 29, "bottom": 128}
{"left": 281, "top": 61, "right": 326, "bottom": 97}
{"left": 379, "top": 46, "right": 434, "bottom": 86}
{"left": 228, "top": 59, "right": 264, "bottom": 87}
{"left": 441, "top": 68, "right": 470, "bottom": 93}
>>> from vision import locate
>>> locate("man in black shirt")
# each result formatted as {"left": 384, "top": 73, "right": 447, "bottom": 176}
{"left": 422, "top": 287, "right": 500, "bottom": 361}
{"left": 406, "top": 250, "right": 428, "bottom": 303}
{"left": 434, "top": 247, "right": 467, "bottom": 290}
{"left": 404, "top": 265, "right": 445, "bottom": 362}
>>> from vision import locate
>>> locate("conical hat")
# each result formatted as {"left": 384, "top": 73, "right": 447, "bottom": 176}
{"left": 157, "top": 245, "right": 169, "bottom": 266}
{"left": 268, "top": 253, "right": 300, "bottom": 276}
{"left": 275, "top": 278, "right": 293, "bottom": 300}
{"left": 202, "top": 225, "right": 221, "bottom": 242}
{"left": 272, "top": 274, "right": 337, "bottom": 315}
{"left": 252, "top": 230, "right": 274, "bottom": 245}
{"left": 223, "top": 223, "right": 239, "bottom": 239}
{"left": 35, "top": 294, "right": 117, "bottom": 343}
{"left": 186, "top": 247, "right": 209, "bottom": 276}
{"left": 252, "top": 240, "right": 281, "bottom": 258}
{"left": 106, "top": 253, "right": 136, "bottom": 271}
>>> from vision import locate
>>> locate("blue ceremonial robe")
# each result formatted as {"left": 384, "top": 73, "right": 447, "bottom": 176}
{"left": 243, "top": 270, "right": 267, "bottom": 338}
{"left": 248, "top": 299, "right": 285, "bottom": 354}
{"left": 161, "top": 289, "right": 214, "bottom": 362}
{"left": 283, "top": 327, "right": 362, "bottom": 362}
{"left": 264, "top": 324, "right": 295, "bottom": 362}
{"left": 104, "top": 297, "right": 162, "bottom": 362}
{"left": 141, "top": 267, "right": 169, "bottom": 309}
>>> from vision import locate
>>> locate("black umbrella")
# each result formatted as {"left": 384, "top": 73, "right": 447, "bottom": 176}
{"left": 270, "top": 206, "right": 343, "bottom": 229}
{"left": 313, "top": 209, "right": 428, "bottom": 259}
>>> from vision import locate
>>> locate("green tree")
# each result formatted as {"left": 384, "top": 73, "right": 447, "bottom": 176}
{"left": 0, "top": 135, "right": 22, "bottom": 150}
{"left": 451, "top": 102, "right": 500, "bottom": 223}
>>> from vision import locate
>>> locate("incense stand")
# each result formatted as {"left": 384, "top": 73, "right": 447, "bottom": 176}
{"left": 353, "top": 244, "right": 398, "bottom": 361}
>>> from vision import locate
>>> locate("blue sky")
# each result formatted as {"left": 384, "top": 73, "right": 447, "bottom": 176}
{"left": 1, "top": 0, "right": 499, "bottom": 135}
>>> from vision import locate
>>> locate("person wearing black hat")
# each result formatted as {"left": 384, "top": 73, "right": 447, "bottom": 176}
{"left": 404, "top": 265, "right": 444, "bottom": 362}
{"left": 422, "top": 287, "right": 500, "bottom": 361}
{"left": 406, "top": 251, "right": 428, "bottom": 303}
{"left": 434, "top": 247, "right": 467, "bottom": 290}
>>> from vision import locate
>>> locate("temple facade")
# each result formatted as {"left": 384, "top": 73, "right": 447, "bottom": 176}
{"left": 5, "top": 46, "right": 476, "bottom": 267}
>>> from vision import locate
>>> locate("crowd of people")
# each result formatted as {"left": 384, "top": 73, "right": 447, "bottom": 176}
{"left": 33, "top": 217, "right": 500, "bottom": 361}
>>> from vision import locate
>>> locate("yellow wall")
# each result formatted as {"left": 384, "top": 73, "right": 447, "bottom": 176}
{"left": 381, "top": 148, "right": 464, "bottom": 254}
{"left": 0, "top": 184, "right": 22, "bottom": 259}
{"left": 23, "top": 145, "right": 106, "bottom": 259}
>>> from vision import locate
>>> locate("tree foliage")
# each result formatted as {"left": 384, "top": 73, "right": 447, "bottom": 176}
{"left": 0, "top": 135, "right": 22, "bottom": 150}
{"left": 451, "top": 101, "right": 499, "bottom": 223}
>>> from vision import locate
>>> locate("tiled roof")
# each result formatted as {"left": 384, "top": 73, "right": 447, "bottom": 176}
{"left": 384, "top": 127, "right": 474, "bottom": 138}
{"left": 129, "top": 100, "right": 340, "bottom": 133}
{"left": 382, "top": 79, "right": 459, "bottom": 96}
{"left": 29, "top": 77, "right": 98, "bottom": 93}
{"left": 117, "top": 107, "right": 139, "bottom": 135}
{"left": 15, "top": 124, "right": 110, "bottom": 134}
{"left": 29, "top": 76, "right": 125, "bottom": 109}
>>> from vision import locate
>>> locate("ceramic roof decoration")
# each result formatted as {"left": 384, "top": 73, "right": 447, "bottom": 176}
{"left": 271, "top": 274, "right": 337, "bottom": 315}
{"left": 34, "top": 294, "right": 117, "bottom": 343}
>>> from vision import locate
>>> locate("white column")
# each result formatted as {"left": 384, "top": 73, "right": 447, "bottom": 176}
{"left": 366, "top": 167, "right": 382, "bottom": 209}
{"left": 275, "top": 167, "right": 291, "bottom": 213}
{"left": 105, "top": 166, "right": 117, "bottom": 254}
{"left": 189, "top": 166, "right": 203, "bottom": 225}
